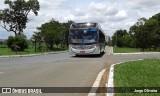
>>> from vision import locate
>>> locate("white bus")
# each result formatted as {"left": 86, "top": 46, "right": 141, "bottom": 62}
{"left": 69, "top": 22, "right": 107, "bottom": 56}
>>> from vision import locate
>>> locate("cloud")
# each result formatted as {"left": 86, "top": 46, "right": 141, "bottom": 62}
{"left": 126, "top": 0, "right": 160, "bottom": 9}
{"left": 89, "top": 2, "right": 107, "bottom": 11}
{"left": 64, "top": 2, "right": 120, "bottom": 23}
{"left": 0, "top": 0, "right": 160, "bottom": 38}
{"left": 40, "top": 0, "right": 68, "bottom": 9}
{"left": 106, "top": 10, "right": 128, "bottom": 22}
{"left": 115, "top": 10, "right": 128, "bottom": 19}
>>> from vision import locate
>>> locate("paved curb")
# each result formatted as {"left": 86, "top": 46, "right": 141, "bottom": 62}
{"left": 0, "top": 51, "right": 68, "bottom": 58}
{"left": 106, "top": 59, "right": 145, "bottom": 96}
{"left": 88, "top": 69, "right": 106, "bottom": 96}
{"left": 113, "top": 52, "right": 160, "bottom": 55}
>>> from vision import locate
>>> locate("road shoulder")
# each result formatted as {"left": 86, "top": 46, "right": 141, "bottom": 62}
{"left": 0, "top": 50, "right": 68, "bottom": 58}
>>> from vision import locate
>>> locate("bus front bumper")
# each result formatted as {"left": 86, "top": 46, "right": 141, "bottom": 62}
{"left": 69, "top": 46, "right": 100, "bottom": 55}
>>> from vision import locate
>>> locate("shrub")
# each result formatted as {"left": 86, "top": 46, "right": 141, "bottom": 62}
{"left": 6, "top": 35, "right": 28, "bottom": 51}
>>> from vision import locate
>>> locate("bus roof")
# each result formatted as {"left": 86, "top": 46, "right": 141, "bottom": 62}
{"left": 70, "top": 23, "right": 98, "bottom": 29}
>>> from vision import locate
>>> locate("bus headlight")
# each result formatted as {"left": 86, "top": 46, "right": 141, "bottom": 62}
{"left": 91, "top": 44, "right": 97, "bottom": 48}
{"left": 71, "top": 45, "right": 75, "bottom": 49}
{"left": 71, "top": 45, "right": 79, "bottom": 49}
{"left": 70, "top": 45, "right": 74, "bottom": 48}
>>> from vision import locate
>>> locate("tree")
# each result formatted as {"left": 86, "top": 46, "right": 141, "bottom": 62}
{"left": 123, "top": 34, "right": 132, "bottom": 47}
{"left": 6, "top": 35, "right": 28, "bottom": 51}
{"left": 41, "top": 19, "right": 74, "bottom": 50}
{"left": 145, "top": 13, "right": 160, "bottom": 50}
{"left": 113, "top": 13, "right": 160, "bottom": 51}
{"left": 62, "top": 20, "right": 74, "bottom": 47}
{"left": 144, "top": 18, "right": 160, "bottom": 50}
{"left": 32, "top": 19, "right": 74, "bottom": 51}
{"left": 150, "top": 13, "right": 160, "bottom": 50}
{"left": 107, "top": 36, "right": 112, "bottom": 46}
{"left": 39, "top": 19, "right": 63, "bottom": 50}
{"left": 112, "top": 29, "right": 128, "bottom": 47}
{"left": 0, "top": 0, "right": 40, "bottom": 36}
{"left": 129, "top": 18, "right": 148, "bottom": 51}
{"left": 129, "top": 25, "right": 137, "bottom": 48}
{"left": 31, "top": 31, "right": 43, "bottom": 51}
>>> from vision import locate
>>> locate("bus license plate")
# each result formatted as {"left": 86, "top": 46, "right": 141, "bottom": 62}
{"left": 80, "top": 51, "right": 85, "bottom": 54}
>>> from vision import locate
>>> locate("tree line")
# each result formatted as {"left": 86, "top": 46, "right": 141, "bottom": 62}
{"left": 31, "top": 19, "right": 73, "bottom": 51}
{"left": 0, "top": 0, "right": 73, "bottom": 52}
{"left": 112, "top": 13, "right": 160, "bottom": 51}
{"left": 1, "top": 0, "right": 160, "bottom": 52}
{"left": 0, "top": 0, "right": 40, "bottom": 51}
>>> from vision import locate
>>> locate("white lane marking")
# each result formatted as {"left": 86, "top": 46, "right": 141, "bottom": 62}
{"left": 108, "top": 50, "right": 111, "bottom": 55}
{"left": 106, "top": 59, "right": 145, "bottom": 96}
{"left": 106, "top": 65, "right": 114, "bottom": 96}
{"left": 108, "top": 50, "right": 112, "bottom": 55}
{"left": 88, "top": 69, "right": 106, "bottom": 96}
{"left": 45, "top": 58, "right": 70, "bottom": 63}
{"left": 46, "top": 60, "right": 56, "bottom": 63}
{"left": 113, "top": 52, "right": 160, "bottom": 55}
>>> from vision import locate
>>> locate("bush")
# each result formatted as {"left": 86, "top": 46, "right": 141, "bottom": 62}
{"left": 6, "top": 35, "right": 28, "bottom": 51}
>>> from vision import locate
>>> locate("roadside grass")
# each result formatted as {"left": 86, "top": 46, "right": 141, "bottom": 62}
{"left": 114, "top": 59, "right": 160, "bottom": 96}
{"left": 113, "top": 47, "right": 160, "bottom": 53}
{"left": 0, "top": 44, "right": 67, "bottom": 56}
{"left": 114, "top": 47, "right": 140, "bottom": 53}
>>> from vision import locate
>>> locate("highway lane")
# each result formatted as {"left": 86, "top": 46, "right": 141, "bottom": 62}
{"left": 0, "top": 47, "right": 159, "bottom": 96}
{"left": 0, "top": 47, "right": 112, "bottom": 96}
{"left": 0, "top": 52, "right": 71, "bottom": 65}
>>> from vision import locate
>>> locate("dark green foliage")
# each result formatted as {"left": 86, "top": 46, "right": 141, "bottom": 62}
{"left": 130, "top": 16, "right": 160, "bottom": 51}
{"left": 112, "top": 13, "right": 160, "bottom": 51}
{"left": 32, "top": 19, "right": 74, "bottom": 51}
{"left": 62, "top": 20, "right": 74, "bottom": 47}
{"left": 6, "top": 35, "right": 28, "bottom": 51}
{"left": 31, "top": 31, "right": 43, "bottom": 52}
{"left": 107, "top": 37, "right": 112, "bottom": 46}
{"left": 0, "top": 0, "right": 40, "bottom": 36}
{"left": 112, "top": 29, "right": 129, "bottom": 47}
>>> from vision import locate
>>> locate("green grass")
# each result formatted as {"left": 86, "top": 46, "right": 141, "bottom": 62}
{"left": 113, "top": 47, "right": 160, "bottom": 53}
{"left": 0, "top": 44, "right": 68, "bottom": 56}
{"left": 114, "top": 47, "right": 140, "bottom": 53}
{"left": 114, "top": 59, "right": 160, "bottom": 96}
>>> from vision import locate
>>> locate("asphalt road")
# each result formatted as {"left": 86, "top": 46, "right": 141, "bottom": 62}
{"left": 0, "top": 47, "right": 159, "bottom": 96}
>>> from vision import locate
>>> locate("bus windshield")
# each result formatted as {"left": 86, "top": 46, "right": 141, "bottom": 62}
{"left": 70, "top": 28, "right": 98, "bottom": 44}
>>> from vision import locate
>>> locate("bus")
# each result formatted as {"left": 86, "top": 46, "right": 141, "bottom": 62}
{"left": 69, "top": 22, "right": 107, "bottom": 56}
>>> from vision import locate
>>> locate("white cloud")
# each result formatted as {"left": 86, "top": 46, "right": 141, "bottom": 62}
{"left": 115, "top": 10, "right": 128, "bottom": 19}
{"left": 64, "top": 14, "right": 76, "bottom": 21}
{"left": 126, "top": 0, "right": 160, "bottom": 9}
{"left": 106, "top": 10, "right": 128, "bottom": 22}
{"left": 0, "top": 0, "right": 160, "bottom": 38}
{"left": 40, "top": 0, "right": 68, "bottom": 9}
{"left": 89, "top": 2, "right": 107, "bottom": 11}
{"left": 104, "top": 7, "right": 118, "bottom": 16}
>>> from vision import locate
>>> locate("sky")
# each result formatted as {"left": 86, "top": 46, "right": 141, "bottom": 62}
{"left": 0, "top": 0, "right": 160, "bottom": 39}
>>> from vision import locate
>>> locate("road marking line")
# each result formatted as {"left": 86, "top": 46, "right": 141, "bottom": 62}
{"left": 108, "top": 50, "right": 112, "bottom": 55}
{"left": 88, "top": 69, "right": 106, "bottom": 96}
{"left": 46, "top": 58, "right": 70, "bottom": 63}
{"left": 108, "top": 51, "right": 110, "bottom": 55}
{"left": 106, "top": 59, "right": 146, "bottom": 96}
{"left": 46, "top": 60, "right": 55, "bottom": 63}
{"left": 113, "top": 52, "right": 160, "bottom": 55}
